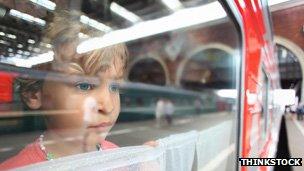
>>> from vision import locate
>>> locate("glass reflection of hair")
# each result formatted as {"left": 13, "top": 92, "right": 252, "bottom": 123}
{"left": 0, "top": 10, "right": 128, "bottom": 170}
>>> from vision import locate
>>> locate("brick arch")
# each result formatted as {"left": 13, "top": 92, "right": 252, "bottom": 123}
{"left": 126, "top": 54, "right": 170, "bottom": 85}
{"left": 175, "top": 43, "right": 235, "bottom": 87}
{"left": 274, "top": 36, "right": 304, "bottom": 100}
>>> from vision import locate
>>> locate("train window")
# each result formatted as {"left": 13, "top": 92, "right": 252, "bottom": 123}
{"left": 128, "top": 57, "right": 167, "bottom": 86}
{"left": 0, "top": 0, "right": 241, "bottom": 170}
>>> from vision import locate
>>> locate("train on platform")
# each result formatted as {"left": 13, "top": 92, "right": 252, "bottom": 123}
{"left": 0, "top": 0, "right": 287, "bottom": 171}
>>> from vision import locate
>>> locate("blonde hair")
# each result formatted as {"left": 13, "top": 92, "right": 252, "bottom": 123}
{"left": 19, "top": 10, "right": 128, "bottom": 93}
{"left": 47, "top": 10, "right": 128, "bottom": 75}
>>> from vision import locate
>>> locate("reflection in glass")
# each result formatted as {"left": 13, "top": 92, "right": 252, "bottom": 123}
{"left": 0, "top": 0, "right": 240, "bottom": 170}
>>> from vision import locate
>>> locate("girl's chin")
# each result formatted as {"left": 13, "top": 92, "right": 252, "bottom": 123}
{"left": 84, "top": 128, "right": 108, "bottom": 137}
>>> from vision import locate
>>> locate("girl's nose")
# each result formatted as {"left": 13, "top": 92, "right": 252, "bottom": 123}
{"left": 96, "top": 86, "right": 115, "bottom": 115}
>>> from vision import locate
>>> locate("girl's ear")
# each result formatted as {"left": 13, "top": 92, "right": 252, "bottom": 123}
{"left": 21, "top": 91, "right": 42, "bottom": 109}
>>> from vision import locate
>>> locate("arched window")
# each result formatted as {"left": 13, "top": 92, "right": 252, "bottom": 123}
{"left": 181, "top": 48, "right": 234, "bottom": 90}
{"left": 276, "top": 44, "right": 302, "bottom": 98}
{"left": 128, "top": 58, "right": 166, "bottom": 86}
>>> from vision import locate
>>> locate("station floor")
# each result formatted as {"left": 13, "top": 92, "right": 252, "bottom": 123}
{"left": 285, "top": 114, "right": 304, "bottom": 171}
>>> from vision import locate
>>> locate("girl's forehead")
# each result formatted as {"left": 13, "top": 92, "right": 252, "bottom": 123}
{"left": 52, "top": 40, "right": 128, "bottom": 77}
{"left": 55, "top": 60, "right": 124, "bottom": 81}
{"left": 96, "top": 64, "right": 124, "bottom": 80}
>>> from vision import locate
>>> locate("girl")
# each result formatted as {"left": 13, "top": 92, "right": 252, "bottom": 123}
{"left": 0, "top": 10, "right": 129, "bottom": 170}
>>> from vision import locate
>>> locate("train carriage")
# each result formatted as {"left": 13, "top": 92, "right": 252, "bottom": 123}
{"left": 0, "top": 0, "right": 285, "bottom": 170}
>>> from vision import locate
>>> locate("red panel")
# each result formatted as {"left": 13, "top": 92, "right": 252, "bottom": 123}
{"left": 234, "top": 0, "right": 281, "bottom": 170}
{"left": 0, "top": 72, "right": 14, "bottom": 103}
{"left": 234, "top": 0, "right": 267, "bottom": 171}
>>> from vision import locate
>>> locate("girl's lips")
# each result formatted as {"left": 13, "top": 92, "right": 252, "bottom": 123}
{"left": 87, "top": 122, "right": 113, "bottom": 129}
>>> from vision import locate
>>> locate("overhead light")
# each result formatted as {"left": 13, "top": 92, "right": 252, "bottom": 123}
{"left": 29, "top": 0, "right": 56, "bottom": 11}
{"left": 216, "top": 89, "right": 237, "bottom": 98}
{"left": 9, "top": 9, "right": 46, "bottom": 26}
{"left": 0, "top": 40, "right": 9, "bottom": 45}
{"left": 40, "top": 42, "right": 52, "bottom": 48}
{"left": 17, "top": 44, "right": 23, "bottom": 48}
{"left": 17, "top": 50, "right": 23, "bottom": 54}
{"left": 28, "top": 39, "right": 35, "bottom": 44}
{"left": 268, "top": 0, "right": 291, "bottom": 6}
{"left": 23, "top": 51, "right": 30, "bottom": 56}
{"left": 161, "top": 0, "right": 183, "bottom": 11}
{"left": 80, "top": 15, "right": 112, "bottom": 32}
{"left": 0, "top": 6, "right": 6, "bottom": 17}
{"left": 110, "top": 2, "right": 142, "bottom": 23}
{"left": 46, "top": 43, "right": 52, "bottom": 48}
{"left": 6, "top": 34, "right": 16, "bottom": 39}
{"left": 33, "top": 47, "right": 40, "bottom": 53}
{"left": 78, "top": 32, "right": 89, "bottom": 39}
{"left": 77, "top": 1, "right": 227, "bottom": 53}
{"left": 0, "top": 32, "right": 5, "bottom": 36}
{"left": 0, "top": 51, "right": 54, "bottom": 68}
{"left": 8, "top": 48, "right": 13, "bottom": 52}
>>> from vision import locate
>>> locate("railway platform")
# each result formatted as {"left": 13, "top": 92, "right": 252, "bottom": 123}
{"left": 285, "top": 114, "right": 304, "bottom": 171}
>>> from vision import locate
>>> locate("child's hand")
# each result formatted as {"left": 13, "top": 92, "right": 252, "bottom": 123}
{"left": 143, "top": 141, "right": 158, "bottom": 147}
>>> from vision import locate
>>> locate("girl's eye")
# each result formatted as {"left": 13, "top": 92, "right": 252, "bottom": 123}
{"left": 109, "top": 83, "right": 120, "bottom": 93}
{"left": 75, "top": 82, "right": 94, "bottom": 91}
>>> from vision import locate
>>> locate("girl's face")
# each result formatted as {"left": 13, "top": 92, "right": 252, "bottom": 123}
{"left": 40, "top": 63, "right": 123, "bottom": 138}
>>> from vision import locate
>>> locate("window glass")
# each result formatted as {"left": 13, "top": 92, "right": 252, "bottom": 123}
{"left": 0, "top": 0, "right": 241, "bottom": 170}
{"left": 276, "top": 44, "right": 302, "bottom": 93}
{"left": 262, "top": 69, "right": 269, "bottom": 136}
